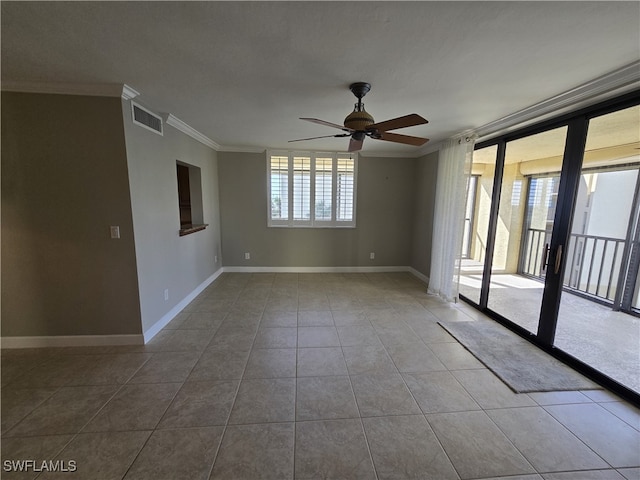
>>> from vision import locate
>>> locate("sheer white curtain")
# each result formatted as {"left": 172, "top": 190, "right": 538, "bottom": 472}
{"left": 428, "top": 134, "right": 475, "bottom": 302}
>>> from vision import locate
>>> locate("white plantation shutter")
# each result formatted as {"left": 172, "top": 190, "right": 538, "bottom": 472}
{"left": 315, "top": 157, "right": 333, "bottom": 221}
{"left": 337, "top": 157, "right": 355, "bottom": 222}
{"left": 267, "top": 151, "right": 356, "bottom": 227}
{"left": 269, "top": 156, "right": 289, "bottom": 222}
{"left": 293, "top": 156, "right": 311, "bottom": 221}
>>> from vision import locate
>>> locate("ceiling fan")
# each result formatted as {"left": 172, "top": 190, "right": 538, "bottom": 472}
{"left": 289, "top": 82, "right": 429, "bottom": 152}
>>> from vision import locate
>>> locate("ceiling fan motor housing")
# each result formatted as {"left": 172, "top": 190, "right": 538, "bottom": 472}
{"left": 344, "top": 105, "right": 375, "bottom": 132}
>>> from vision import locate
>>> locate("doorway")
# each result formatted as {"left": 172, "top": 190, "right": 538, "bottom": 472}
{"left": 459, "top": 96, "right": 640, "bottom": 399}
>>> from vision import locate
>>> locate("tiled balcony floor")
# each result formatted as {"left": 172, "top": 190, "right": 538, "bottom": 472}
{"left": 459, "top": 270, "right": 640, "bottom": 393}
{"left": 2, "top": 272, "right": 639, "bottom": 479}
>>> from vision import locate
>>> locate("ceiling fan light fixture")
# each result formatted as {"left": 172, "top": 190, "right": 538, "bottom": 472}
{"left": 291, "top": 82, "right": 429, "bottom": 152}
{"left": 344, "top": 104, "right": 375, "bottom": 131}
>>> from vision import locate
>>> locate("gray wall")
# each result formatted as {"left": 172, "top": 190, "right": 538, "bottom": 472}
{"left": 1, "top": 92, "right": 142, "bottom": 336}
{"left": 122, "top": 99, "right": 222, "bottom": 333}
{"left": 411, "top": 150, "right": 439, "bottom": 278}
{"left": 218, "top": 151, "right": 416, "bottom": 267}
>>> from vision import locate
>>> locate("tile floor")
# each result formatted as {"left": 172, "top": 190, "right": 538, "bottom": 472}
{"left": 2, "top": 272, "right": 639, "bottom": 480}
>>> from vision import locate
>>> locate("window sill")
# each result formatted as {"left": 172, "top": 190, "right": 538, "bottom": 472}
{"left": 179, "top": 224, "right": 208, "bottom": 236}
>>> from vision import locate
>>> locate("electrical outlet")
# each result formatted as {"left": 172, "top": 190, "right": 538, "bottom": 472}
{"left": 244, "top": 252, "right": 251, "bottom": 260}
{"left": 164, "top": 289, "right": 169, "bottom": 301}
{"left": 214, "top": 255, "right": 218, "bottom": 263}
{"left": 370, "top": 252, "right": 375, "bottom": 260}
{"left": 110, "top": 226, "right": 120, "bottom": 239}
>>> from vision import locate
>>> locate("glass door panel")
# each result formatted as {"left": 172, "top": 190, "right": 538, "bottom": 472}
{"left": 459, "top": 145, "right": 498, "bottom": 304}
{"left": 486, "top": 126, "right": 568, "bottom": 334}
{"left": 555, "top": 105, "right": 640, "bottom": 393}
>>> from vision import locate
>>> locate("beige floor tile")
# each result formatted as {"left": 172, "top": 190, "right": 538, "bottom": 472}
{"left": 428, "top": 342, "right": 485, "bottom": 370}
{"left": 38, "top": 431, "right": 151, "bottom": 480}
{"left": 123, "top": 427, "right": 223, "bottom": 480}
{"left": 1, "top": 387, "right": 59, "bottom": 433}
{"left": 600, "top": 401, "right": 640, "bottom": 430}
{"left": 82, "top": 383, "right": 181, "bottom": 432}
{"left": 208, "top": 328, "right": 256, "bottom": 350}
{"left": 487, "top": 406, "right": 610, "bottom": 472}
{"left": 210, "top": 423, "right": 294, "bottom": 479}
{"left": 618, "top": 467, "right": 640, "bottom": 480}
{"left": 151, "top": 329, "right": 216, "bottom": 352}
{"left": 6, "top": 355, "right": 89, "bottom": 389}
{"left": 403, "top": 371, "right": 481, "bottom": 414}
{"left": 385, "top": 342, "right": 447, "bottom": 373}
{"left": 342, "top": 345, "right": 397, "bottom": 375}
{"left": 452, "top": 369, "right": 536, "bottom": 409}
{"left": 427, "top": 410, "right": 536, "bottom": 479}
{"left": 298, "top": 310, "right": 334, "bottom": 327}
{"left": 544, "top": 403, "right": 640, "bottom": 468}
{"left": 336, "top": 325, "right": 382, "bottom": 347}
{"left": 350, "top": 373, "right": 421, "bottom": 417}
{"left": 296, "top": 347, "right": 349, "bottom": 377}
{"left": 187, "top": 345, "right": 250, "bottom": 381}
{"left": 331, "top": 310, "right": 371, "bottom": 326}
{"left": 228, "top": 378, "right": 295, "bottom": 424}
{"left": 362, "top": 415, "right": 458, "bottom": 480}
{"left": 1, "top": 434, "right": 73, "bottom": 480}
{"left": 244, "top": 348, "right": 296, "bottom": 378}
{"left": 405, "top": 320, "right": 458, "bottom": 343}
{"left": 254, "top": 327, "right": 297, "bottom": 349}
{"left": 4, "top": 273, "right": 638, "bottom": 480}
{"left": 64, "top": 353, "right": 152, "bottom": 386}
{"left": 127, "top": 351, "right": 201, "bottom": 384}
{"left": 541, "top": 471, "right": 626, "bottom": 479}
{"left": 296, "top": 376, "right": 359, "bottom": 421}
{"left": 295, "top": 419, "right": 376, "bottom": 479}
{"left": 375, "top": 324, "right": 421, "bottom": 346}
{"left": 158, "top": 380, "right": 239, "bottom": 429}
{"left": 528, "top": 390, "right": 593, "bottom": 406}
{"left": 6, "top": 386, "right": 118, "bottom": 437}
{"left": 297, "top": 326, "right": 340, "bottom": 348}
{"left": 177, "top": 311, "right": 226, "bottom": 330}
{"left": 260, "top": 311, "right": 298, "bottom": 327}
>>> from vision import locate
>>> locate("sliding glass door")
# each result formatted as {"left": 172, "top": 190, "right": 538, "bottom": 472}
{"left": 486, "top": 126, "right": 568, "bottom": 335}
{"left": 459, "top": 94, "right": 640, "bottom": 398}
{"left": 554, "top": 105, "right": 640, "bottom": 392}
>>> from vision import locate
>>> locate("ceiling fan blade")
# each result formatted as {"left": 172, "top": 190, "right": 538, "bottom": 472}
{"left": 289, "top": 133, "right": 351, "bottom": 143}
{"left": 300, "top": 117, "right": 354, "bottom": 132}
{"left": 377, "top": 131, "right": 429, "bottom": 146}
{"left": 368, "top": 114, "right": 428, "bottom": 132}
{"left": 348, "top": 137, "right": 364, "bottom": 152}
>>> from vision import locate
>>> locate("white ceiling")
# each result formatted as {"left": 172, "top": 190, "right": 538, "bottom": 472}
{"left": 2, "top": 1, "right": 639, "bottom": 156}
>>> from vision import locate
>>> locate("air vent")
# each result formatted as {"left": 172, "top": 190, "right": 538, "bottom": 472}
{"left": 131, "top": 102, "right": 163, "bottom": 135}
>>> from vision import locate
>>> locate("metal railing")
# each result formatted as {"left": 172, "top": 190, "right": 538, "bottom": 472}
{"left": 521, "top": 228, "right": 626, "bottom": 303}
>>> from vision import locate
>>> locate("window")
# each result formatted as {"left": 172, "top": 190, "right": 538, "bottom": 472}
{"left": 267, "top": 151, "right": 357, "bottom": 227}
{"left": 176, "top": 161, "right": 207, "bottom": 236}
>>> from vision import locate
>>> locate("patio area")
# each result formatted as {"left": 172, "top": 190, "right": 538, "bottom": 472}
{"left": 459, "top": 269, "right": 640, "bottom": 394}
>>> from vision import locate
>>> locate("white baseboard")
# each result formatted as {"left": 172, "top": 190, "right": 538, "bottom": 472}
{"left": 408, "top": 267, "right": 429, "bottom": 285}
{"left": 142, "top": 267, "right": 224, "bottom": 343}
{"left": 222, "top": 266, "right": 429, "bottom": 286}
{"left": 222, "top": 265, "right": 414, "bottom": 274}
{"left": 1, "top": 334, "right": 144, "bottom": 349}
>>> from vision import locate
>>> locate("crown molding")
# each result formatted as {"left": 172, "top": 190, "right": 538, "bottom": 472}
{"left": 1, "top": 81, "right": 140, "bottom": 100}
{"left": 413, "top": 61, "right": 640, "bottom": 154}
{"left": 121, "top": 84, "right": 140, "bottom": 100}
{"left": 165, "top": 114, "right": 220, "bottom": 150}
{"left": 218, "top": 146, "right": 267, "bottom": 153}
{"left": 475, "top": 61, "right": 640, "bottom": 142}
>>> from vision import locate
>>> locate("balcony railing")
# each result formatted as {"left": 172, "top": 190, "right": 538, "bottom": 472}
{"left": 521, "top": 228, "right": 626, "bottom": 303}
